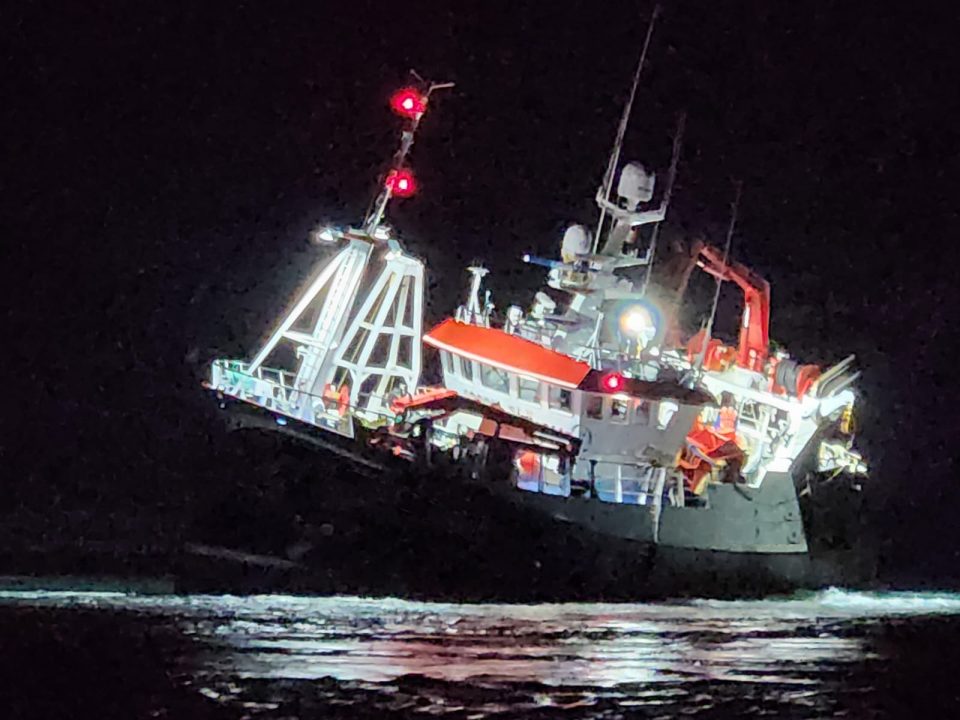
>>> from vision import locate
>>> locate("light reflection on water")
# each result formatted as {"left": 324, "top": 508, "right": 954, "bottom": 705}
{"left": 3, "top": 588, "right": 960, "bottom": 716}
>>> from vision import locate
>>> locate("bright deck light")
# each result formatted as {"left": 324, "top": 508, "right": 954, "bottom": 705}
{"left": 619, "top": 305, "right": 656, "bottom": 338}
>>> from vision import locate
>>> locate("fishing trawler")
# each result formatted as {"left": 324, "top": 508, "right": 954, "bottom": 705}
{"left": 202, "top": 45, "right": 872, "bottom": 597}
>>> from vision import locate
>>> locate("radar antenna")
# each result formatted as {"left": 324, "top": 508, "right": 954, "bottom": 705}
{"left": 593, "top": 4, "right": 661, "bottom": 254}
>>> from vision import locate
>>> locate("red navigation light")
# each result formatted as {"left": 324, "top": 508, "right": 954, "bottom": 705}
{"left": 389, "top": 87, "right": 427, "bottom": 118}
{"left": 601, "top": 372, "right": 625, "bottom": 392}
{"left": 386, "top": 168, "right": 417, "bottom": 197}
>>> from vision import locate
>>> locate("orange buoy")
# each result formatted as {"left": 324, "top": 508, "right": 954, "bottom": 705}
{"left": 517, "top": 450, "right": 540, "bottom": 477}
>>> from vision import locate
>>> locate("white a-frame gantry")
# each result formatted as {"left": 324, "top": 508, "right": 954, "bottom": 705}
{"left": 208, "top": 78, "right": 450, "bottom": 437}
{"left": 329, "top": 245, "right": 423, "bottom": 418}
{"left": 210, "top": 229, "right": 425, "bottom": 437}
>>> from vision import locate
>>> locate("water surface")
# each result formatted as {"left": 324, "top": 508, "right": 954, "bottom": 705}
{"left": 2, "top": 588, "right": 959, "bottom": 717}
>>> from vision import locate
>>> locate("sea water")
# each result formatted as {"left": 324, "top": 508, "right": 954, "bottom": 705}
{"left": 2, "top": 588, "right": 959, "bottom": 717}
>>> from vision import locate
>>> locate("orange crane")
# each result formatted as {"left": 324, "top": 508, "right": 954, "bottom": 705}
{"left": 679, "top": 242, "right": 819, "bottom": 398}
{"left": 695, "top": 244, "right": 771, "bottom": 373}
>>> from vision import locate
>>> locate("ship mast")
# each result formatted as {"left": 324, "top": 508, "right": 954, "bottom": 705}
{"left": 592, "top": 4, "right": 661, "bottom": 254}
{"left": 640, "top": 112, "right": 686, "bottom": 293}
{"left": 364, "top": 77, "right": 454, "bottom": 234}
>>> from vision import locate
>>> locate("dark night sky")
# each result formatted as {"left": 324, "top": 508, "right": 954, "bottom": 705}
{"left": 3, "top": 2, "right": 959, "bottom": 578}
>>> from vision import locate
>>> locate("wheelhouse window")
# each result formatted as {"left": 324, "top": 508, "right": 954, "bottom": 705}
{"left": 611, "top": 398, "right": 629, "bottom": 423}
{"left": 634, "top": 399, "right": 650, "bottom": 425}
{"left": 460, "top": 356, "right": 474, "bottom": 381}
{"left": 548, "top": 385, "right": 572, "bottom": 412}
{"left": 657, "top": 400, "right": 678, "bottom": 430}
{"left": 518, "top": 376, "right": 540, "bottom": 402}
{"left": 586, "top": 394, "right": 603, "bottom": 419}
{"left": 479, "top": 362, "right": 509, "bottom": 393}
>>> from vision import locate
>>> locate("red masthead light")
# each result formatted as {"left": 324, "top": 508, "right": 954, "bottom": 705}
{"left": 601, "top": 372, "right": 625, "bottom": 392}
{"left": 385, "top": 168, "right": 417, "bottom": 197}
{"left": 390, "top": 87, "right": 427, "bottom": 119}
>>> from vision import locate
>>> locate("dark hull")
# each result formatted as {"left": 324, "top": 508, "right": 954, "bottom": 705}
{"left": 178, "top": 399, "right": 877, "bottom": 600}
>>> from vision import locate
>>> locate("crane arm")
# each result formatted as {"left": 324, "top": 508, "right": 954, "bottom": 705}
{"left": 695, "top": 245, "right": 771, "bottom": 372}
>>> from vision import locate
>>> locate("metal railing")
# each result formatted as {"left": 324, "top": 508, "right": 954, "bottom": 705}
{"left": 210, "top": 358, "right": 400, "bottom": 428}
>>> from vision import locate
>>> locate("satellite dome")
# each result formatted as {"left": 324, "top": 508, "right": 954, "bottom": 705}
{"left": 617, "top": 162, "right": 656, "bottom": 207}
{"left": 561, "top": 224, "right": 592, "bottom": 263}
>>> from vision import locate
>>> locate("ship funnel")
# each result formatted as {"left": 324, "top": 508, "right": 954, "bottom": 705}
{"left": 618, "top": 162, "right": 656, "bottom": 208}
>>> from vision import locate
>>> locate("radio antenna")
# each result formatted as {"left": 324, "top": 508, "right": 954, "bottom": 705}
{"left": 695, "top": 181, "right": 743, "bottom": 373}
{"left": 593, "top": 4, "right": 662, "bottom": 253}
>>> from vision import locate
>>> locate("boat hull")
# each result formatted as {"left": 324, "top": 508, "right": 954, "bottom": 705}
{"left": 180, "top": 399, "right": 877, "bottom": 600}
